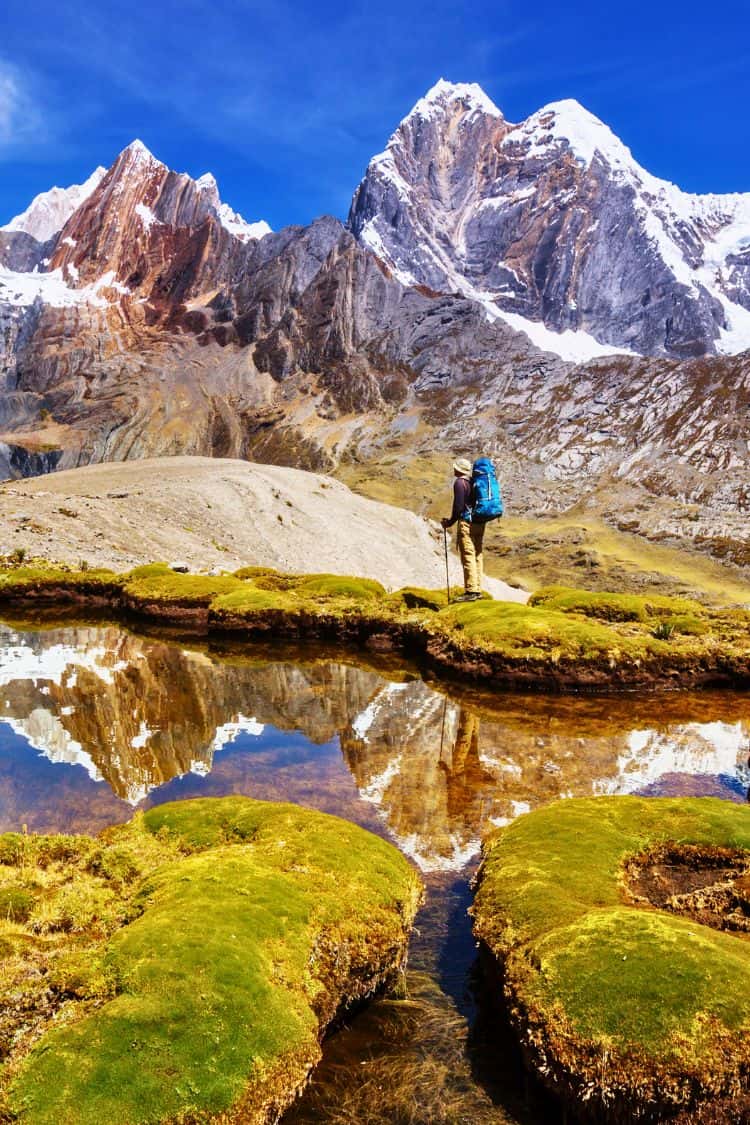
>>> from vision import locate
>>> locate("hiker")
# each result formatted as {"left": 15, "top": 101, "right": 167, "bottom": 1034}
{"left": 441, "top": 458, "right": 485, "bottom": 602}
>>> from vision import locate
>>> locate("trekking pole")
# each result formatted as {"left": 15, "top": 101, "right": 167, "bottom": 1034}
{"left": 443, "top": 526, "right": 451, "bottom": 604}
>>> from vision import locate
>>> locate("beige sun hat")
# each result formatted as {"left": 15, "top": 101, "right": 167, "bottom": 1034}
{"left": 453, "top": 458, "right": 472, "bottom": 477}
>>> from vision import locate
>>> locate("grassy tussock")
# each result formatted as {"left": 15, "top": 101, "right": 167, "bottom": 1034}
{"left": 294, "top": 574, "right": 386, "bottom": 601}
{"left": 0, "top": 563, "right": 118, "bottom": 590}
{"left": 122, "top": 563, "right": 244, "bottom": 604}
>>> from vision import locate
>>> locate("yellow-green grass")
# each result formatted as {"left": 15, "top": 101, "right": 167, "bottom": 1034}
{"left": 439, "top": 597, "right": 662, "bottom": 661}
{"left": 210, "top": 574, "right": 389, "bottom": 624}
{"left": 3, "top": 797, "right": 422, "bottom": 1124}
{"left": 491, "top": 514, "right": 750, "bottom": 605}
{"left": 294, "top": 574, "right": 386, "bottom": 601}
{"left": 529, "top": 585, "right": 706, "bottom": 622}
{"left": 335, "top": 449, "right": 448, "bottom": 522}
{"left": 473, "top": 797, "right": 750, "bottom": 1118}
{"left": 121, "top": 563, "right": 244, "bottom": 605}
{"left": 335, "top": 455, "right": 750, "bottom": 605}
{"left": 0, "top": 563, "right": 118, "bottom": 591}
{"left": 436, "top": 587, "right": 745, "bottom": 665}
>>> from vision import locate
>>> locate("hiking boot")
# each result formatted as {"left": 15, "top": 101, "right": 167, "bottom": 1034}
{"left": 453, "top": 591, "right": 482, "bottom": 603}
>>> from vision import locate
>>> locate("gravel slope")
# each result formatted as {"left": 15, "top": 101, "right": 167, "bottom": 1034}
{"left": 0, "top": 456, "right": 527, "bottom": 602}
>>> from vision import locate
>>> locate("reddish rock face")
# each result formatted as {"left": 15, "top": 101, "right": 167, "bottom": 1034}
{"left": 48, "top": 142, "right": 242, "bottom": 307}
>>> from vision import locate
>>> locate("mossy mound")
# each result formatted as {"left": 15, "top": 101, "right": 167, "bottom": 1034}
{"left": 387, "top": 585, "right": 454, "bottom": 611}
{"left": 294, "top": 573, "right": 386, "bottom": 602}
{"left": 473, "top": 797, "right": 750, "bottom": 1122}
{"left": 3, "top": 562, "right": 750, "bottom": 691}
{"left": 0, "top": 562, "right": 118, "bottom": 593}
{"left": 439, "top": 598, "right": 647, "bottom": 660}
{"left": 122, "top": 563, "right": 245, "bottom": 605}
{"left": 233, "top": 565, "right": 299, "bottom": 591}
{"left": 0, "top": 797, "right": 422, "bottom": 1124}
{"left": 529, "top": 585, "right": 706, "bottom": 623}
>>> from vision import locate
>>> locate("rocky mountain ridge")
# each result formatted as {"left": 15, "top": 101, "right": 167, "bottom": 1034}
{"left": 349, "top": 80, "right": 750, "bottom": 359}
{"left": 0, "top": 84, "right": 748, "bottom": 569}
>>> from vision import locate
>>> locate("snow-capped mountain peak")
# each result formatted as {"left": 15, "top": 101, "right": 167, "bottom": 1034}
{"left": 404, "top": 77, "right": 503, "bottom": 124}
{"left": 504, "top": 98, "right": 641, "bottom": 178}
{"left": 196, "top": 172, "right": 219, "bottom": 195}
{"left": 350, "top": 79, "right": 750, "bottom": 359}
{"left": 215, "top": 204, "right": 271, "bottom": 242}
{"left": 119, "top": 138, "right": 162, "bottom": 170}
{"left": 0, "top": 139, "right": 275, "bottom": 319}
{"left": 0, "top": 166, "right": 107, "bottom": 242}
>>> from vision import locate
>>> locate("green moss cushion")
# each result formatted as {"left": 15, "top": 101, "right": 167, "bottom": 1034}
{"left": 122, "top": 565, "right": 244, "bottom": 605}
{"left": 3, "top": 798, "right": 422, "bottom": 1124}
{"left": 294, "top": 574, "right": 386, "bottom": 602}
{"left": 473, "top": 797, "right": 750, "bottom": 1121}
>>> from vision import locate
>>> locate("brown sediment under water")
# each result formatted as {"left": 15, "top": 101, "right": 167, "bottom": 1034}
{"left": 1, "top": 616, "right": 749, "bottom": 1124}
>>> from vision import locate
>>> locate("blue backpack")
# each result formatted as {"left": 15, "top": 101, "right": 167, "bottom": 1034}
{"left": 470, "top": 457, "right": 503, "bottom": 522}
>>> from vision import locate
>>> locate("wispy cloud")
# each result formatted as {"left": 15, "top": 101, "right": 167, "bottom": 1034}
{"left": 0, "top": 58, "right": 61, "bottom": 161}
{"left": 29, "top": 0, "right": 525, "bottom": 159}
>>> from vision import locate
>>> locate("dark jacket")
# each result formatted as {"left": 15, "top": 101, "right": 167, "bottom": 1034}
{"left": 445, "top": 477, "right": 472, "bottom": 527}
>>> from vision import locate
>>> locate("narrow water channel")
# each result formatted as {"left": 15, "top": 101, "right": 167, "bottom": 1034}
{"left": 1, "top": 618, "right": 748, "bottom": 1123}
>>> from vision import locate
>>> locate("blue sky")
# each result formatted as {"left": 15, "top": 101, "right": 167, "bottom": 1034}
{"left": 1, "top": 0, "right": 748, "bottom": 231}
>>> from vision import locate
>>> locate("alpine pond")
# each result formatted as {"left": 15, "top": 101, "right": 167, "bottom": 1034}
{"left": 1, "top": 617, "right": 750, "bottom": 1123}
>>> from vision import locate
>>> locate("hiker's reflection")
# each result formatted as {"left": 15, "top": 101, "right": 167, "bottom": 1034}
{"left": 439, "top": 707, "right": 492, "bottom": 819}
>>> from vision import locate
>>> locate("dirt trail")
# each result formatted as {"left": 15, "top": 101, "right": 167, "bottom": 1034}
{"left": 0, "top": 457, "right": 528, "bottom": 602}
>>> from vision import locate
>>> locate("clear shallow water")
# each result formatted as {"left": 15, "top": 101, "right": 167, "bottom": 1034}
{"left": 1, "top": 618, "right": 749, "bottom": 1123}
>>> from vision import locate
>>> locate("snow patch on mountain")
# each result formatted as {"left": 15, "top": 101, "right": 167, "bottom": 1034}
{"left": 196, "top": 172, "right": 271, "bottom": 241}
{"left": 0, "top": 264, "right": 128, "bottom": 309}
{"left": 216, "top": 204, "right": 271, "bottom": 242}
{"left": 134, "top": 202, "right": 158, "bottom": 232}
{"left": 1, "top": 166, "right": 106, "bottom": 242}
{"left": 488, "top": 303, "right": 635, "bottom": 363}
{"left": 715, "top": 298, "right": 750, "bottom": 354}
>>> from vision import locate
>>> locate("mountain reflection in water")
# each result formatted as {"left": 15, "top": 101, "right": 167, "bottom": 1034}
{"left": 2, "top": 619, "right": 750, "bottom": 1124}
{"left": 1, "top": 621, "right": 750, "bottom": 858}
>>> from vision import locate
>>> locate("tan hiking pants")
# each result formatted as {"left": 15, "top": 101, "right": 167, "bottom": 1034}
{"left": 457, "top": 520, "right": 485, "bottom": 593}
